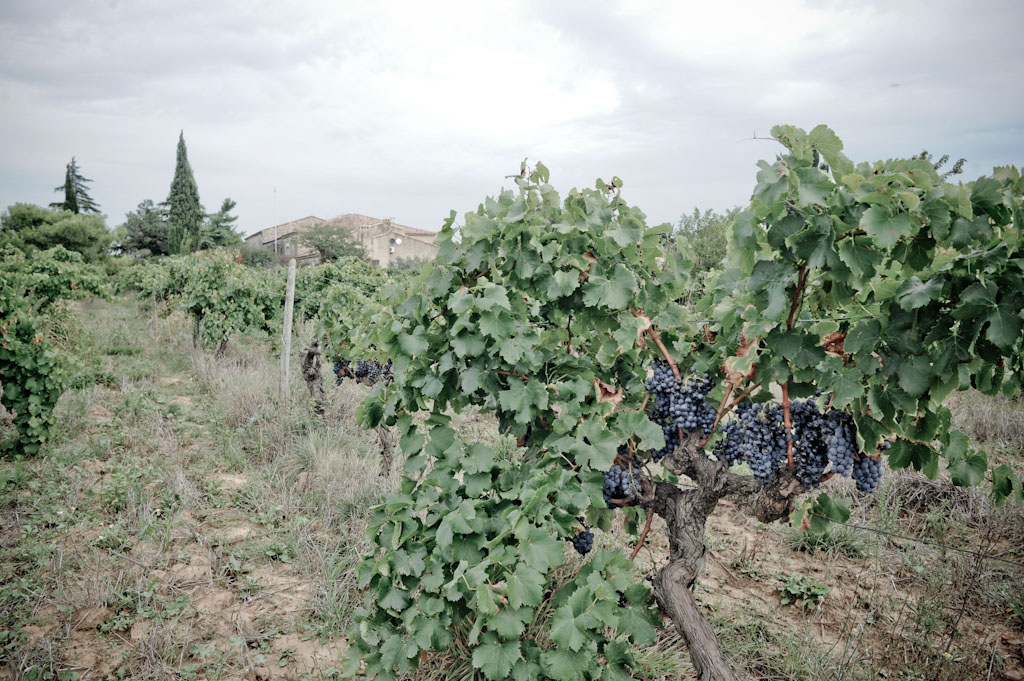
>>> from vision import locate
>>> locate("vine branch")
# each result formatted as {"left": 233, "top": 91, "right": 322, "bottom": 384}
{"left": 646, "top": 326, "right": 680, "bottom": 381}
{"left": 781, "top": 265, "right": 808, "bottom": 467}
{"left": 702, "top": 383, "right": 735, "bottom": 446}
{"left": 727, "top": 381, "right": 762, "bottom": 411}
{"left": 630, "top": 512, "right": 655, "bottom": 561}
{"left": 782, "top": 382, "right": 794, "bottom": 466}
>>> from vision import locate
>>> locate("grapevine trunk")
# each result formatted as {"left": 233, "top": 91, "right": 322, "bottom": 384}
{"left": 300, "top": 340, "right": 326, "bottom": 415}
{"left": 648, "top": 435, "right": 802, "bottom": 680}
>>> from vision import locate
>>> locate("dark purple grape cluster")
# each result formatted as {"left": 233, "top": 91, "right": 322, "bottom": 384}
{"left": 791, "top": 399, "right": 831, "bottom": 488}
{"left": 650, "top": 420, "right": 682, "bottom": 463}
{"left": 852, "top": 454, "right": 882, "bottom": 492}
{"left": 643, "top": 361, "right": 715, "bottom": 463}
{"left": 333, "top": 358, "right": 393, "bottom": 386}
{"left": 824, "top": 410, "right": 857, "bottom": 477}
{"left": 713, "top": 402, "right": 788, "bottom": 483}
{"left": 354, "top": 358, "right": 392, "bottom": 383}
{"left": 333, "top": 360, "right": 352, "bottom": 385}
{"left": 711, "top": 396, "right": 881, "bottom": 493}
{"left": 603, "top": 462, "right": 640, "bottom": 508}
{"left": 569, "top": 529, "right": 594, "bottom": 555}
{"left": 646, "top": 362, "right": 716, "bottom": 437}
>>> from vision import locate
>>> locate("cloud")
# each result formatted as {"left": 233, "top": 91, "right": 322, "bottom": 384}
{"left": 1, "top": 0, "right": 1021, "bottom": 236}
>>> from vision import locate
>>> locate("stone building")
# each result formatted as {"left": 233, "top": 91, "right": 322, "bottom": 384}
{"left": 244, "top": 213, "right": 438, "bottom": 267}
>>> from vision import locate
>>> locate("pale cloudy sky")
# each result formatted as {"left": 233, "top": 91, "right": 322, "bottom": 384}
{"left": 1, "top": 0, "right": 1022, "bottom": 238}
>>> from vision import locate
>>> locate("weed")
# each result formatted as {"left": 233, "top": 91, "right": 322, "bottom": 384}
{"left": 104, "top": 345, "right": 142, "bottom": 356}
{"left": 100, "top": 466, "right": 146, "bottom": 513}
{"left": 784, "top": 524, "right": 871, "bottom": 559}
{"left": 263, "top": 542, "right": 294, "bottom": 563}
{"left": 0, "top": 456, "right": 33, "bottom": 493}
{"left": 778, "top": 574, "right": 828, "bottom": 610}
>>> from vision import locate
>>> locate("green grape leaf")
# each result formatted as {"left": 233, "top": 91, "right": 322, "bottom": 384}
{"left": 488, "top": 609, "right": 527, "bottom": 639}
{"left": 472, "top": 637, "right": 521, "bottom": 680}
{"left": 615, "top": 604, "right": 658, "bottom": 645}
{"left": 398, "top": 327, "right": 429, "bottom": 356}
{"left": 518, "top": 529, "right": 563, "bottom": 572}
{"left": 985, "top": 302, "right": 1022, "bottom": 349}
{"left": 807, "top": 124, "right": 854, "bottom": 175}
{"left": 506, "top": 565, "right": 545, "bottom": 609}
{"left": 897, "top": 355, "right": 933, "bottom": 397}
{"left": 550, "top": 605, "right": 588, "bottom": 651}
{"left": 540, "top": 647, "right": 587, "bottom": 681}
{"left": 896, "top": 276, "right": 943, "bottom": 310}
{"left": 861, "top": 206, "right": 913, "bottom": 249}
{"left": 583, "top": 264, "right": 637, "bottom": 310}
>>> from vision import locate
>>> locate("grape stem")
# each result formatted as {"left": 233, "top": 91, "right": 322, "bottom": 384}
{"left": 559, "top": 453, "right": 580, "bottom": 471}
{"left": 495, "top": 369, "right": 529, "bottom": 380}
{"left": 786, "top": 265, "right": 808, "bottom": 330}
{"left": 834, "top": 229, "right": 866, "bottom": 243}
{"left": 780, "top": 265, "right": 808, "bottom": 468}
{"left": 727, "top": 381, "right": 763, "bottom": 411}
{"left": 629, "top": 512, "right": 654, "bottom": 561}
{"left": 702, "top": 384, "right": 735, "bottom": 446}
{"left": 646, "top": 325, "right": 681, "bottom": 381}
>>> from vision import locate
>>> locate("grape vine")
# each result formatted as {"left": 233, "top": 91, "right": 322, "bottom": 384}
{"left": 1, "top": 246, "right": 107, "bottom": 456}
{"left": 338, "top": 129, "right": 1023, "bottom": 681}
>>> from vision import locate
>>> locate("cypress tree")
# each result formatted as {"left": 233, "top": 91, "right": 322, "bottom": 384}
{"left": 166, "top": 131, "right": 204, "bottom": 254}
{"left": 50, "top": 157, "right": 100, "bottom": 214}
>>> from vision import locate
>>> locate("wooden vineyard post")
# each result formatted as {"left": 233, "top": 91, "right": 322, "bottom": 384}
{"left": 280, "top": 258, "right": 297, "bottom": 402}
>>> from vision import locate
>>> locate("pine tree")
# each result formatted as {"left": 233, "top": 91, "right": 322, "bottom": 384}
{"left": 50, "top": 157, "right": 100, "bottom": 214}
{"left": 165, "top": 131, "right": 204, "bottom": 254}
{"left": 119, "top": 199, "right": 169, "bottom": 257}
{"left": 199, "top": 197, "right": 242, "bottom": 250}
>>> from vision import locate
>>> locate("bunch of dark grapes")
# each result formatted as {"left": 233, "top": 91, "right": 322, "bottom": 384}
{"left": 648, "top": 418, "right": 681, "bottom": 463}
{"left": 333, "top": 360, "right": 352, "bottom": 385}
{"left": 645, "top": 361, "right": 716, "bottom": 461}
{"left": 852, "top": 454, "right": 882, "bottom": 492}
{"left": 711, "top": 396, "right": 882, "bottom": 493}
{"left": 790, "top": 399, "right": 831, "bottom": 488}
{"left": 354, "top": 358, "right": 393, "bottom": 384}
{"left": 712, "top": 402, "right": 788, "bottom": 482}
{"left": 568, "top": 522, "right": 595, "bottom": 555}
{"left": 824, "top": 410, "right": 857, "bottom": 477}
{"left": 334, "top": 358, "right": 393, "bottom": 386}
{"left": 603, "top": 462, "right": 640, "bottom": 508}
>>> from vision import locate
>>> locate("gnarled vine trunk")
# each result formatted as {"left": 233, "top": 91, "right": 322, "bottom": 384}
{"left": 376, "top": 425, "right": 394, "bottom": 477}
{"left": 645, "top": 434, "right": 802, "bottom": 681}
{"left": 300, "top": 340, "right": 326, "bottom": 415}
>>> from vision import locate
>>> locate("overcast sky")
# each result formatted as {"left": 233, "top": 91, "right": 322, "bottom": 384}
{"left": 1, "top": 0, "right": 1022, "bottom": 238}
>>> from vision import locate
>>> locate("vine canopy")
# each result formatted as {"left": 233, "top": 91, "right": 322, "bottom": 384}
{"left": 344, "top": 125, "right": 1023, "bottom": 680}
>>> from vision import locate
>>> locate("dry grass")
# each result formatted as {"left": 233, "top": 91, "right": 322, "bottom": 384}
{"left": 947, "top": 390, "right": 1024, "bottom": 453}
{"left": 6, "top": 297, "right": 1024, "bottom": 681}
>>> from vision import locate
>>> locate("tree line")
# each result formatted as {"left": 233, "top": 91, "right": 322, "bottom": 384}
{"left": 0, "top": 132, "right": 244, "bottom": 264}
{"left": 4, "top": 130, "right": 838, "bottom": 273}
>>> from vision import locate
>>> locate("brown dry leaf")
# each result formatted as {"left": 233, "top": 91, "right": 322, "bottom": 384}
{"left": 594, "top": 379, "right": 623, "bottom": 413}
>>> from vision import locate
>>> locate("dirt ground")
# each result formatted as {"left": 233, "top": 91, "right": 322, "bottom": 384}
{"left": 2, "top": 299, "right": 1023, "bottom": 681}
